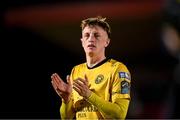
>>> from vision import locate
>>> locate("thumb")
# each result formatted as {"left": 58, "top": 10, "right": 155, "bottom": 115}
{"left": 84, "top": 74, "right": 88, "bottom": 83}
{"left": 84, "top": 74, "right": 91, "bottom": 87}
{"left": 66, "top": 75, "right": 71, "bottom": 85}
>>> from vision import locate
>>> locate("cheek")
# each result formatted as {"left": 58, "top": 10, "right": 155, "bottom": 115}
{"left": 98, "top": 42, "right": 106, "bottom": 49}
{"left": 82, "top": 41, "right": 87, "bottom": 49}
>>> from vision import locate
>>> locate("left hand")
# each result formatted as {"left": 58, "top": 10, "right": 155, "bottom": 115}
{"left": 73, "top": 75, "right": 91, "bottom": 98}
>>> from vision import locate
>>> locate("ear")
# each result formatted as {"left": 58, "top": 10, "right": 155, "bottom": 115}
{"left": 105, "top": 39, "right": 110, "bottom": 47}
{"left": 80, "top": 38, "right": 84, "bottom": 47}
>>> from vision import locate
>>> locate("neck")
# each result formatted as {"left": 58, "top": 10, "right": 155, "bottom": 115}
{"left": 86, "top": 54, "right": 106, "bottom": 68}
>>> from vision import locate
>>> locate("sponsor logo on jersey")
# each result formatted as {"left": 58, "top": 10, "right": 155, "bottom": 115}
{"left": 121, "top": 81, "right": 130, "bottom": 94}
{"left": 95, "top": 74, "right": 104, "bottom": 84}
{"left": 77, "top": 113, "right": 86, "bottom": 118}
{"left": 119, "top": 72, "right": 131, "bottom": 80}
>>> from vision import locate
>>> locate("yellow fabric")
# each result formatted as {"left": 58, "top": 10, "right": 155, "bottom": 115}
{"left": 87, "top": 92, "right": 130, "bottom": 119}
{"left": 60, "top": 98, "right": 75, "bottom": 119}
{"left": 60, "top": 59, "right": 131, "bottom": 119}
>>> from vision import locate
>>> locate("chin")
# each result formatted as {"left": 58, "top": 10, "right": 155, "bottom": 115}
{"left": 87, "top": 51, "right": 94, "bottom": 57}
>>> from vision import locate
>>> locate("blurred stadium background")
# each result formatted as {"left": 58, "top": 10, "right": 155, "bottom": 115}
{"left": 2, "top": 0, "right": 180, "bottom": 119}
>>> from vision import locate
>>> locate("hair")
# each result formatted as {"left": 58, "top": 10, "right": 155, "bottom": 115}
{"left": 163, "top": 13, "right": 180, "bottom": 35}
{"left": 80, "top": 16, "right": 111, "bottom": 38}
{"left": 163, "top": 0, "right": 180, "bottom": 35}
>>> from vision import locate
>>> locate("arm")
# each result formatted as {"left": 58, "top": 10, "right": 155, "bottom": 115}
{"left": 60, "top": 98, "right": 75, "bottom": 119}
{"left": 73, "top": 77, "right": 130, "bottom": 119}
{"left": 91, "top": 63, "right": 131, "bottom": 119}
{"left": 87, "top": 92, "right": 130, "bottom": 119}
{"left": 51, "top": 73, "right": 75, "bottom": 119}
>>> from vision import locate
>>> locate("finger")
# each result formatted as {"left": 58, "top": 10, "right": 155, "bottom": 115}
{"left": 73, "top": 81, "right": 83, "bottom": 89}
{"left": 51, "top": 73, "right": 58, "bottom": 82}
{"left": 52, "top": 73, "right": 62, "bottom": 87}
{"left": 51, "top": 73, "right": 56, "bottom": 81}
{"left": 56, "top": 90, "right": 63, "bottom": 98}
{"left": 76, "top": 77, "right": 86, "bottom": 85}
{"left": 56, "top": 89, "right": 63, "bottom": 96}
{"left": 51, "top": 81, "right": 63, "bottom": 96}
{"left": 51, "top": 81, "right": 62, "bottom": 96}
{"left": 51, "top": 74, "right": 59, "bottom": 87}
{"left": 73, "top": 85, "right": 81, "bottom": 94}
{"left": 66, "top": 75, "right": 71, "bottom": 85}
{"left": 84, "top": 74, "right": 88, "bottom": 81}
{"left": 51, "top": 81, "right": 57, "bottom": 90}
{"left": 51, "top": 77, "right": 59, "bottom": 87}
{"left": 84, "top": 74, "right": 88, "bottom": 85}
{"left": 54, "top": 73, "right": 63, "bottom": 81}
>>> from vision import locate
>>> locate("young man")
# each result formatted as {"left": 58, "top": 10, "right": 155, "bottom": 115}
{"left": 51, "top": 16, "right": 131, "bottom": 119}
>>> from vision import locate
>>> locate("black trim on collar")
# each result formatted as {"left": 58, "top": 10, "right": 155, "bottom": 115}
{"left": 86, "top": 58, "right": 110, "bottom": 69}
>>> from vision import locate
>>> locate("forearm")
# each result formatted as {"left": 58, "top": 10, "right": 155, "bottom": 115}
{"left": 86, "top": 92, "right": 130, "bottom": 119}
{"left": 60, "top": 99, "right": 75, "bottom": 119}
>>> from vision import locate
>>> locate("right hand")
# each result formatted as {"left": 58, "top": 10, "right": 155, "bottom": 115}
{"left": 51, "top": 73, "right": 72, "bottom": 103}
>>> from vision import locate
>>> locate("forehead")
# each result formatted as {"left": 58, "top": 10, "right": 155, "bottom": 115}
{"left": 82, "top": 25, "right": 106, "bottom": 34}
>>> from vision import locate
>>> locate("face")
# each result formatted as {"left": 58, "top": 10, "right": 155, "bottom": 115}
{"left": 81, "top": 25, "right": 110, "bottom": 57}
{"left": 162, "top": 25, "right": 180, "bottom": 57}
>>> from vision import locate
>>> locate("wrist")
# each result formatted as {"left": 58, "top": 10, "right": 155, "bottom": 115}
{"left": 62, "top": 97, "right": 71, "bottom": 104}
{"left": 61, "top": 95, "right": 71, "bottom": 104}
{"left": 84, "top": 90, "right": 92, "bottom": 99}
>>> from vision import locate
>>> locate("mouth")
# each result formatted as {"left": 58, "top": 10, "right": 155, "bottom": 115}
{"left": 87, "top": 44, "right": 96, "bottom": 48}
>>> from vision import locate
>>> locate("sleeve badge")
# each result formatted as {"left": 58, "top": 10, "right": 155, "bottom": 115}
{"left": 121, "top": 81, "right": 130, "bottom": 94}
{"left": 119, "top": 72, "right": 131, "bottom": 80}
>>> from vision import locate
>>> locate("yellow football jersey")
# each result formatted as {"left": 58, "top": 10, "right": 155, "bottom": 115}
{"left": 69, "top": 58, "right": 131, "bottom": 119}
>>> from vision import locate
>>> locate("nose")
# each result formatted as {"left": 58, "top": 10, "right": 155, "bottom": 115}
{"left": 88, "top": 34, "right": 96, "bottom": 42}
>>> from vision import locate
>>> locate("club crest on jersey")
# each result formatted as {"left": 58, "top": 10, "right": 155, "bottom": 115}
{"left": 121, "top": 81, "right": 130, "bottom": 94}
{"left": 95, "top": 74, "right": 104, "bottom": 84}
{"left": 119, "top": 72, "right": 131, "bottom": 80}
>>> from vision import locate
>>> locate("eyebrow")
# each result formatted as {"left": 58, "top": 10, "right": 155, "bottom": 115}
{"left": 83, "top": 32, "right": 101, "bottom": 36}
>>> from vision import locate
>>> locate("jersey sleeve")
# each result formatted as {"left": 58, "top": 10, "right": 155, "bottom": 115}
{"left": 85, "top": 62, "right": 131, "bottom": 119}
{"left": 60, "top": 98, "right": 75, "bottom": 119}
{"left": 111, "top": 63, "right": 131, "bottom": 102}
{"left": 87, "top": 91, "right": 130, "bottom": 119}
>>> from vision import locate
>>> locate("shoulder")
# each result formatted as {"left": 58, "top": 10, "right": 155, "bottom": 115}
{"left": 108, "top": 59, "right": 129, "bottom": 71}
{"left": 109, "top": 59, "right": 131, "bottom": 80}
{"left": 72, "top": 62, "right": 86, "bottom": 70}
{"left": 70, "top": 63, "right": 86, "bottom": 75}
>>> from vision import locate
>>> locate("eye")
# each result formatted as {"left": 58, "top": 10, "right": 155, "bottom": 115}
{"left": 94, "top": 33, "right": 100, "bottom": 38}
{"left": 83, "top": 33, "right": 89, "bottom": 39}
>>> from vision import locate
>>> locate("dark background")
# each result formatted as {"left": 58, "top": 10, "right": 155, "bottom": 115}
{"left": 1, "top": 0, "right": 180, "bottom": 119}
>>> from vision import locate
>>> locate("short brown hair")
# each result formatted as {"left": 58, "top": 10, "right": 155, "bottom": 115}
{"left": 80, "top": 16, "right": 111, "bottom": 38}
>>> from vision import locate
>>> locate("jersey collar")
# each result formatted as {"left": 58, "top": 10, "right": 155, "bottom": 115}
{"left": 86, "top": 58, "right": 110, "bottom": 69}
